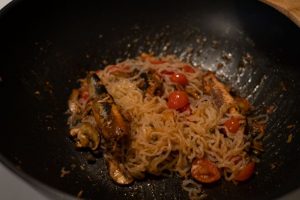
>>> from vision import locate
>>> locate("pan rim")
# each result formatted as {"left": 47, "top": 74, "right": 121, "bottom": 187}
{"left": 0, "top": 0, "right": 300, "bottom": 199}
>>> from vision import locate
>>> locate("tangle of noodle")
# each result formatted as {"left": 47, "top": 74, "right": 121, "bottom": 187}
{"left": 68, "top": 54, "right": 265, "bottom": 199}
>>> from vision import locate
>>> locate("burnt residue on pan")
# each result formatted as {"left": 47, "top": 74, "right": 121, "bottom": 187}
{"left": 0, "top": 0, "right": 300, "bottom": 200}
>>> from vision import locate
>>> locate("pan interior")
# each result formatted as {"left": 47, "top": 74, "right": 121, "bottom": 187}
{"left": 0, "top": 0, "right": 300, "bottom": 199}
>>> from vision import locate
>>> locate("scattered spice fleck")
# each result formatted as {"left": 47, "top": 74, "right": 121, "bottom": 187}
{"left": 60, "top": 167, "right": 71, "bottom": 178}
{"left": 287, "top": 134, "right": 293, "bottom": 143}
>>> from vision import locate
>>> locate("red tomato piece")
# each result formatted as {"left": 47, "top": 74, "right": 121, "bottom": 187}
{"left": 235, "top": 97, "right": 250, "bottom": 113}
{"left": 183, "top": 64, "right": 196, "bottom": 73}
{"left": 170, "top": 73, "right": 188, "bottom": 85}
{"left": 178, "top": 104, "right": 191, "bottom": 113}
{"left": 224, "top": 117, "right": 240, "bottom": 133}
{"left": 191, "top": 159, "right": 221, "bottom": 183}
{"left": 167, "top": 91, "right": 189, "bottom": 110}
{"left": 234, "top": 162, "right": 255, "bottom": 181}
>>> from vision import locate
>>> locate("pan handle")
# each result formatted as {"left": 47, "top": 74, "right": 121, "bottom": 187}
{"left": 261, "top": 0, "right": 300, "bottom": 28}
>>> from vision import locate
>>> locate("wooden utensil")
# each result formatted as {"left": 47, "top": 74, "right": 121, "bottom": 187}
{"left": 261, "top": 0, "right": 300, "bottom": 27}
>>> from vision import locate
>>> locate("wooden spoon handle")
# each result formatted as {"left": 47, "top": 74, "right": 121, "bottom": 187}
{"left": 261, "top": 0, "right": 300, "bottom": 27}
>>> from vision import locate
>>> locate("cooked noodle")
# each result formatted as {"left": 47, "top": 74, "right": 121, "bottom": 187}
{"left": 67, "top": 54, "right": 265, "bottom": 199}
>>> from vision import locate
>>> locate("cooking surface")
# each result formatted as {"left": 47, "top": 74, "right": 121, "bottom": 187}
{"left": 0, "top": 1, "right": 43, "bottom": 198}
{"left": 0, "top": 0, "right": 300, "bottom": 200}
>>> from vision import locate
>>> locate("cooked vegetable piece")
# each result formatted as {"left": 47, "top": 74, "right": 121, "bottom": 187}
{"left": 146, "top": 71, "right": 163, "bottom": 96}
{"left": 138, "top": 72, "right": 150, "bottom": 91}
{"left": 170, "top": 73, "right": 188, "bottom": 85}
{"left": 185, "top": 87, "right": 201, "bottom": 99}
{"left": 235, "top": 97, "right": 250, "bottom": 113}
{"left": 224, "top": 117, "right": 240, "bottom": 133}
{"left": 70, "top": 122, "right": 100, "bottom": 150}
{"left": 183, "top": 64, "right": 196, "bottom": 73}
{"left": 191, "top": 159, "right": 221, "bottom": 183}
{"left": 68, "top": 89, "right": 81, "bottom": 114}
{"left": 105, "top": 155, "right": 133, "bottom": 185}
{"left": 167, "top": 90, "right": 189, "bottom": 110}
{"left": 110, "top": 104, "right": 129, "bottom": 135}
{"left": 234, "top": 162, "right": 255, "bottom": 181}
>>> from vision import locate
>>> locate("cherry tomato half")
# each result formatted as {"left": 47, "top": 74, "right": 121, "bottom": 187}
{"left": 170, "top": 73, "right": 188, "bottom": 85}
{"left": 224, "top": 117, "right": 240, "bottom": 133}
{"left": 234, "top": 162, "right": 255, "bottom": 181}
{"left": 183, "top": 64, "right": 196, "bottom": 73}
{"left": 167, "top": 91, "right": 189, "bottom": 110}
{"left": 178, "top": 104, "right": 191, "bottom": 113}
{"left": 191, "top": 159, "right": 221, "bottom": 183}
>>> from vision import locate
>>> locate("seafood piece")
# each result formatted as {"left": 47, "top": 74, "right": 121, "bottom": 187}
{"left": 138, "top": 71, "right": 163, "bottom": 96}
{"left": 203, "top": 73, "right": 234, "bottom": 109}
{"left": 87, "top": 73, "right": 107, "bottom": 97}
{"left": 92, "top": 97, "right": 129, "bottom": 142}
{"left": 70, "top": 122, "right": 100, "bottom": 150}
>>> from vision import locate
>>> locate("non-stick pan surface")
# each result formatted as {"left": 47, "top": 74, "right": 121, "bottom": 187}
{"left": 0, "top": 0, "right": 300, "bottom": 199}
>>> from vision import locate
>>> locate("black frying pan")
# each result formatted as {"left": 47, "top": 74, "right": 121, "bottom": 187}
{"left": 1, "top": 0, "right": 300, "bottom": 199}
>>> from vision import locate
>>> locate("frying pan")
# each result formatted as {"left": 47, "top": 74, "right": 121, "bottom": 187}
{"left": 0, "top": 0, "right": 300, "bottom": 199}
